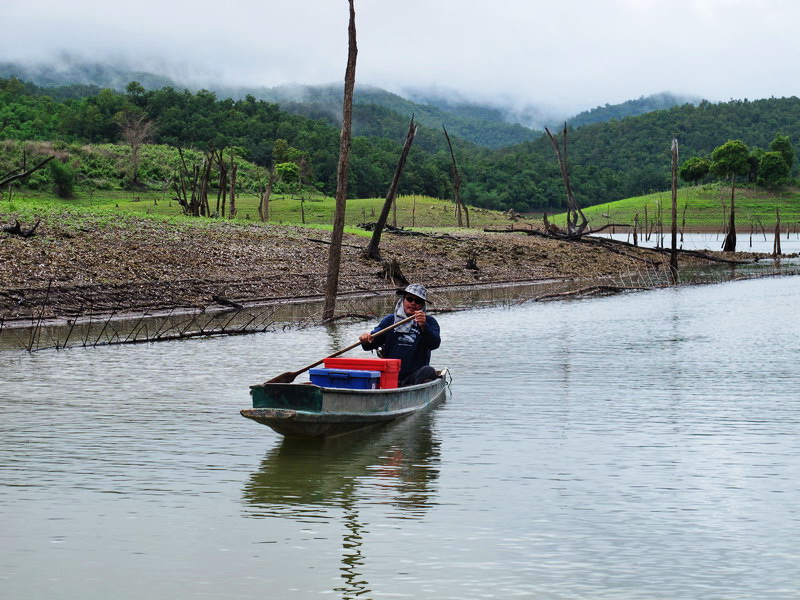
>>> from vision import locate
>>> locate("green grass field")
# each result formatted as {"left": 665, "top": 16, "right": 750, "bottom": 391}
{"left": 6, "top": 182, "right": 800, "bottom": 235}
{"left": 1, "top": 189, "right": 524, "bottom": 232}
{"left": 569, "top": 184, "right": 800, "bottom": 232}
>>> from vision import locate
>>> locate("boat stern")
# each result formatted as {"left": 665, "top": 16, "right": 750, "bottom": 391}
{"left": 249, "top": 383, "right": 323, "bottom": 411}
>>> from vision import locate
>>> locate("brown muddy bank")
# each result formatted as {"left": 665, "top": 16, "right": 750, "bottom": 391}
{"left": 0, "top": 213, "right": 764, "bottom": 325}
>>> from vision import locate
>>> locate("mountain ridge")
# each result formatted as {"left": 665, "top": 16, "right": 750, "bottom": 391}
{"left": 0, "top": 60, "right": 696, "bottom": 149}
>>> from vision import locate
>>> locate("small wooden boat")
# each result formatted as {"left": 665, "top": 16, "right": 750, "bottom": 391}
{"left": 241, "top": 369, "right": 450, "bottom": 438}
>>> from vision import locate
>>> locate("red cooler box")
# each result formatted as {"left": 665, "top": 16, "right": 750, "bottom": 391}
{"left": 323, "top": 357, "right": 401, "bottom": 389}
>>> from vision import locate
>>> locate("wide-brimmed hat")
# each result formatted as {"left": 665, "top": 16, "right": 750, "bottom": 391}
{"left": 396, "top": 283, "right": 431, "bottom": 304}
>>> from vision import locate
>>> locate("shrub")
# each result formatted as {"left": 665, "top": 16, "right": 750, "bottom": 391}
{"left": 757, "top": 152, "right": 790, "bottom": 188}
{"left": 49, "top": 159, "right": 76, "bottom": 198}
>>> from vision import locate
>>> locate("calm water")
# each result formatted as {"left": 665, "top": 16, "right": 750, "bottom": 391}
{"left": 598, "top": 231, "right": 800, "bottom": 254}
{"left": 2, "top": 276, "right": 799, "bottom": 599}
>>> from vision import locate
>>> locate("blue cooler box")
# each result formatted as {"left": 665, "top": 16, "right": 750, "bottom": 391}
{"left": 309, "top": 368, "right": 381, "bottom": 389}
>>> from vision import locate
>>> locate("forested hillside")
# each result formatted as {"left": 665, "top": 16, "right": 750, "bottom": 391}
{"left": 0, "top": 61, "right": 700, "bottom": 149}
{"left": 0, "top": 77, "right": 464, "bottom": 200}
{"left": 2, "top": 75, "right": 800, "bottom": 214}
{"left": 226, "top": 83, "right": 540, "bottom": 149}
{"left": 0, "top": 62, "right": 538, "bottom": 149}
{"left": 567, "top": 92, "right": 701, "bottom": 128}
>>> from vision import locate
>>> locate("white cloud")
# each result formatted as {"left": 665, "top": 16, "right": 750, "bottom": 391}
{"left": 3, "top": 0, "right": 800, "bottom": 115}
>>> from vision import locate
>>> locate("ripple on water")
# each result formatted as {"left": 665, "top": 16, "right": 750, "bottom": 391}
{"left": 1, "top": 276, "right": 799, "bottom": 599}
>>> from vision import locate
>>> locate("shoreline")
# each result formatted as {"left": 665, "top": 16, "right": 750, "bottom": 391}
{"left": 0, "top": 278, "right": 567, "bottom": 332}
{"left": 1, "top": 212, "right": 791, "bottom": 329}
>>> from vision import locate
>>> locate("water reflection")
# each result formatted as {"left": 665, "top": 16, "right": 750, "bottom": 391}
{"left": 597, "top": 231, "right": 800, "bottom": 254}
{"left": 3, "top": 276, "right": 799, "bottom": 599}
{"left": 242, "top": 411, "right": 441, "bottom": 519}
{"left": 242, "top": 409, "right": 442, "bottom": 597}
{"left": 4, "top": 259, "right": 799, "bottom": 352}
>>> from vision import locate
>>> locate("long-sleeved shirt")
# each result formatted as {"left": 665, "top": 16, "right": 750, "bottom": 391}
{"left": 360, "top": 313, "right": 441, "bottom": 381}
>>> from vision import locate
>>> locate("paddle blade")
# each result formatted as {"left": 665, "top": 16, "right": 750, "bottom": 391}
{"left": 265, "top": 371, "right": 299, "bottom": 384}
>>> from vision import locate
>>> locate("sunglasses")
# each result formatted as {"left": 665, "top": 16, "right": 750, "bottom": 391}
{"left": 404, "top": 296, "right": 424, "bottom": 305}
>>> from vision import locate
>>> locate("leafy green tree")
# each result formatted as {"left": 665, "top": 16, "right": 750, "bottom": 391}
{"left": 275, "top": 161, "right": 299, "bottom": 183}
{"left": 710, "top": 139, "right": 749, "bottom": 252}
{"left": 710, "top": 139, "right": 750, "bottom": 181}
{"left": 769, "top": 134, "right": 794, "bottom": 172}
{"left": 679, "top": 157, "right": 710, "bottom": 185}
{"left": 757, "top": 151, "right": 790, "bottom": 187}
{"left": 747, "top": 147, "right": 764, "bottom": 182}
{"left": 272, "top": 139, "right": 290, "bottom": 164}
{"left": 126, "top": 81, "right": 146, "bottom": 96}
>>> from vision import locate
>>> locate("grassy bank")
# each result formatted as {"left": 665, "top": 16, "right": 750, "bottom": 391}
{"left": 567, "top": 184, "right": 800, "bottom": 233}
{"left": 2, "top": 188, "right": 526, "bottom": 231}
{"left": 7, "top": 182, "right": 800, "bottom": 234}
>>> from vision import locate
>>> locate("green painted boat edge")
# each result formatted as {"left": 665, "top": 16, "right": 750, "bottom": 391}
{"left": 249, "top": 382, "right": 323, "bottom": 411}
{"left": 242, "top": 369, "right": 450, "bottom": 438}
{"left": 241, "top": 401, "right": 434, "bottom": 423}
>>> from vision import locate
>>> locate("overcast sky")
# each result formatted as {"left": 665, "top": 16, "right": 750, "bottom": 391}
{"left": 3, "top": 0, "right": 799, "bottom": 117}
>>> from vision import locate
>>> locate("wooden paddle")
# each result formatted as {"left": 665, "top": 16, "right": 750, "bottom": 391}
{"left": 265, "top": 313, "right": 416, "bottom": 384}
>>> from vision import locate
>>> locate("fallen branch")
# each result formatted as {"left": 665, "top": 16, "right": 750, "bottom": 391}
{"left": 358, "top": 223, "right": 454, "bottom": 239}
{"left": 0, "top": 156, "right": 54, "bottom": 188}
{"left": 307, "top": 237, "right": 363, "bottom": 249}
{"left": 578, "top": 234, "right": 750, "bottom": 265}
{"left": 535, "top": 284, "right": 652, "bottom": 301}
{"left": 3, "top": 219, "right": 42, "bottom": 238}
{"left": 323, "top": 312, "right": 373, "bottom": 323}
{"left": 582, "top": 223, "right": 633, "bottom": 235}
{"left": 212, "top": 294, "right": 244, "bottom": 310}
{"left": 484, "top": 226, "right": 751, "bottom": 265}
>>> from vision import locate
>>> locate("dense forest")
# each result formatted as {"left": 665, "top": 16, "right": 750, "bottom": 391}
{"left": 227, "top": 83, "right": 541, "bottom": 149}
{"left": 566, "top": 92, "right": 701, "bottom": 128}
{"left": 0, "top": 61, "right": 541, "bottom": 149}
{"left": 2, "top": 75, "right": 799, "bottom": 213}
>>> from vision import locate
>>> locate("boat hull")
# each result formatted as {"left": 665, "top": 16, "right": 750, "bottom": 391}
{"left": 241, "top": 369, "right": 449, "bottom": 438}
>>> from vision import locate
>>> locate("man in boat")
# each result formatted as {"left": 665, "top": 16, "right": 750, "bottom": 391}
{"left": 359, "top": 283, "right": 441, "bottom": 386}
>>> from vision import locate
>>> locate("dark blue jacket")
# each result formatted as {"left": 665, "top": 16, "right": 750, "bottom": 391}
{"left": 361, "top": 314, "right": 441, "bottom": 381}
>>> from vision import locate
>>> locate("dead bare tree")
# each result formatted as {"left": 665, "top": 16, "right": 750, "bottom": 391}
{"left": 363, "top": 115, "right": 418, "bottom": 261}
{"left": 198, "top": 152, "right": 213, "bottom": 217}
{"left": 773, "top": 208, "right": 782, "bottom": 256}
{"left": 118, "top": 112, "right": 156, "bottom": 188}
{"left": 215, "top": 149, "right": 228, "bottom": 217}
{"left": 228, "top": 151, "right": 238, "bottom": 219}
{"left": 322, "top": 0, "right": 357, "bottom": 322}
{"left": 670, "top": 138, "right": 679, "bottom": 282}
{"left": 172, "top": 149, "right": 196, "bottom": 216}
{"left": 443, "top": 125, "right": 469, "bottom": 228}
{"left": 258, "top": 164, "right": 277, "bottom": 222}
{"left": 173, "top": 148, "right": 213, "bottom": 217}
{"left": 544, "top": 124, "right": 588, "bottom": 236}
{"left": 722, "top": 177, "right": 738, "bottom": 252}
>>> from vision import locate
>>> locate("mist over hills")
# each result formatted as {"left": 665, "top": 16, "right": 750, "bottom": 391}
{"left": 567, "top": 92, "right": 702, "bottom": 128}
{"left": 5, "top": 56, "right": 800, "bottom": 215}
{"left": 0, "top": 60, "right": 174, "bottom": 94}
{"left": 0, "top": 59, "right": 695, "bottom": 149}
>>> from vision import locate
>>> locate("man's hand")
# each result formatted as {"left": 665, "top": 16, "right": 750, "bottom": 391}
{"left": 359, "top": 332, "right": 374, "bottom": 344}
{"left": 413, "top": 310, "right": 427, "bottom": 329}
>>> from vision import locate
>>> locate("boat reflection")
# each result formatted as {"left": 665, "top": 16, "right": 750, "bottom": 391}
{"left": 242, "top": 409, "right": 442, "bottom": 597}
{"left": 242, "top": 407, "right": 442, "bottom": 520}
